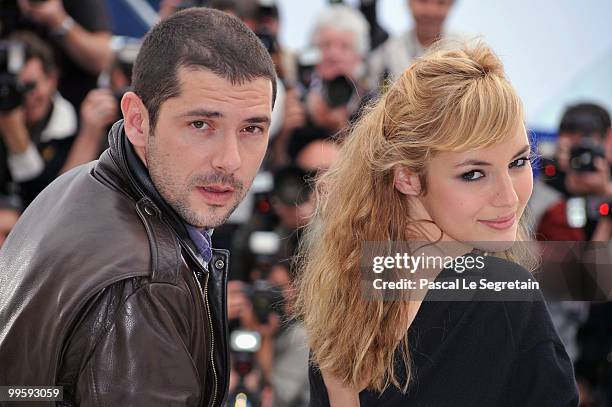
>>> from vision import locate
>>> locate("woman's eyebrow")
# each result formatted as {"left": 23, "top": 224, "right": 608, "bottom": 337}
{"left": 454, "top": 145, "right": 531, "bottom": 168}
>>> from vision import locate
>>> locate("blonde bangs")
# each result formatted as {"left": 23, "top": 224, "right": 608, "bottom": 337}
{"left": 432, "top": 72, "right": 525, "bottom": 153}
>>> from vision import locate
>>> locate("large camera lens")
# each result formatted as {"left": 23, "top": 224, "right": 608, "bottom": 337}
{"left": 321, "top": 75, "right": 355, "bottom": 108}
{"left": 569, "top": 139, "right": 606, "bottom": 172}
{"left": 0, "top": 40, "right": 27, "bottom": 111}
{"left": 273, "top": 165, "right": 313, "bottom": 206}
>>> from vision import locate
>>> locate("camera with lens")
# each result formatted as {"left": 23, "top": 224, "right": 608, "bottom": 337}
{"left": 273, "top": 165, "right": 313, "bottom": 207}
{"left": 243, "top": 277, "right": 284, "bottom": 325}
{"left": 254, "top": 29, "right": 278, "bottom": 56}
{"left": 569, "top": 139, "right": 607, "bottom": 173}
{"left": 566, "top": 195, "right": 612, "bottom": 228}
{"left": 228, "top": 330, "right": 264, "bottom": 407}
{"left": 321, "top": 74, "right": 356, "bottom": 108}
{"left": 0, "top": 40, "right": 31, "bottom": 112}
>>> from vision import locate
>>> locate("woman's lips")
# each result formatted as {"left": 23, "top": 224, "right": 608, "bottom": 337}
{"left": 478, "top": 213, "right": 516, "bottom": 230}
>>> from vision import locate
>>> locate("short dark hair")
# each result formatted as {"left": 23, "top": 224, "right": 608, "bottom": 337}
{"left": 132, "top": 7, "right": 277, "bottom": 128}
{"left": 559, "top": 103, "right": 611, "bottom": 139}
{"left": 8, "top": 31, "right": 56, "bottom": 76}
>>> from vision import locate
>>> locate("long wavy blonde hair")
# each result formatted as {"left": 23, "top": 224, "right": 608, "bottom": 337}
{"left": 293, "top": 41, "right": 538, "bottom": 393}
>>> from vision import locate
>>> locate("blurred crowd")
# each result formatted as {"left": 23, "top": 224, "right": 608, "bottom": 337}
{"left": 0, "top": 0, "right": 610, "bottom": 406}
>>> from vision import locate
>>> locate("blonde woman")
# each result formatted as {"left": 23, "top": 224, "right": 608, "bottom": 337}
{"left": 294, "top": 42, "right": 578, "bottom": 406}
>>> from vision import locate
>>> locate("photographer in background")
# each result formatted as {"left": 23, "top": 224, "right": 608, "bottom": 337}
{"left": 306, "top": 4, "right": 370, "bottom": 133}
{"left": 227, "top": 138, "right": 340, "bottom": 405}
{"left": 0, "top": 0, "right": 113, "bottom": 110}
{"left": 367, "top": 0, "right": 454, "bottom": 90}
{"left": 226, "top": 279, "right": 276, "bottom": 407}
{"left": 271, "top": 5, "right": 370, "bottom": 168}
{"left": 537, "top": 103, "right": 612, "bottom": 242}
{"left": 59, "top": 41, "right": 139, "bottom": 173}
{"left": 0, "top": 31, "right": 77, "bottom": 206}
{"left": 535, "top": 103, "right": 612, "bottom": 406}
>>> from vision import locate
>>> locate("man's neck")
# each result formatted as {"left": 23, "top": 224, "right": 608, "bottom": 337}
{"left": 414, "top": 29, "right": 441, "bottom": 49}
{"left": 27, "top": 101, "right": 55, "bottom": 144}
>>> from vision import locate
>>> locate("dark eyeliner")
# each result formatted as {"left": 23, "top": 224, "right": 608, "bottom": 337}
{"left": 460, "top": 170, "right": 484, "bottom": 182}
{"left": 510, "top": 156, "right": 531, "bottom": 168}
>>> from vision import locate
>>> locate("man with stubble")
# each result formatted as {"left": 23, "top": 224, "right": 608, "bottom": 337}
{"left": 0, "top": 8, "right": 276, "bottom": 406}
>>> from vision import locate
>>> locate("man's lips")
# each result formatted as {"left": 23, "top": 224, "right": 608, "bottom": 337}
{"left": 197, "top": 185, "right": 235, "bottom": 205}
{"left": 201, "top": 184, "right": 235, "bottom": 193}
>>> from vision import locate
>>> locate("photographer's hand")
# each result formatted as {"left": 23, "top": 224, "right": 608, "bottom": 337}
{"left": 80, "top": 89, "right": 118, "bottom": 136}
{"left": 0, "top": 108, "right": 45, "bottom": 181}
{"left": 565, "top": 157, "right": 612, "bottom": 196}
{"left": 18, "top": 0, "right": 113, "bottom": 74}
{"left": 18, "top": 0, "right": 67, "bottom": 30}
{"left": 227, "top": 280, "right": 252, "bottom": 321}
{"left": 307, "top": 90, "right": 349, "bottom": 134}
{"left": 60, "top": 89, "right": 118, "bottom": 174}
{"left": 281, "top": 88, "right": 306, "bottom": 135}
{"left": 0, "top": 108, "right": 31, "bottom": 154}
{"left": 591, "top": 217, "right": 612, "bottom": 242}
{"left": 159, "top": 0, "right": 182, "bottom": 20}
{"left": 270, "top": 88, "right": 306, "bottom": 168}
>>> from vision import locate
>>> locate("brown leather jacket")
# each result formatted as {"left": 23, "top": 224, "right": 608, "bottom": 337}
{"left": 0, "top": 120, "right": 229, "bottom": 406}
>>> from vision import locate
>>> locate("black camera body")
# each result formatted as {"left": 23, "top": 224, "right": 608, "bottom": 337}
{"left": 0, "top": 40, "right": 29, "bottom": 112}
{"left": 566, "top": 195, "right": 612, "bottom": 228}
{"left": 254, "top": 29, "right": 278, "bottom": 56}
{"left": 569, "top": 139, "right": 606, "bottom": 173}
{"left": 228, "top": 330, "right": 263, "bottom": 407}
{"left": 321, "top": 74, "right": 355, "bottom": 108}
{"left": 246, "top": 279, "right": 284, "bottom": 324}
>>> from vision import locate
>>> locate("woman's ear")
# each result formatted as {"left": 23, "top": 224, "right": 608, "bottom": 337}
{"left": 393, "top": 166, "right": 422, "bottom": 196}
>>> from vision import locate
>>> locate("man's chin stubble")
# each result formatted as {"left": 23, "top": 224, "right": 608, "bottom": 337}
{"left": 188, "top": 199, "right": 242, "bottom": 229}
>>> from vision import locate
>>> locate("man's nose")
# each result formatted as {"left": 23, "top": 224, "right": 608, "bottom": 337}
{"left": 211, "top": 132, "right": 241, "bottom": 174}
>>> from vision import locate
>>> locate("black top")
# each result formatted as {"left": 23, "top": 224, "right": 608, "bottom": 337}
{"left": 309, "top": 254, "right": 579, "bottom": 407}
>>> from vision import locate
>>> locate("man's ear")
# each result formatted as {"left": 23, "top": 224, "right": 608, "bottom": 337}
{"left": 605, "top": 128, "right": 612, "bottom": 162}
{"left": 49, "top": 69, "right": 59, "bottom": 90}
{"left": 121, "top": 91, "right": 150, "bottom": 151}
{"left": 393, "top": 166, "right": 422, "bottom": 196}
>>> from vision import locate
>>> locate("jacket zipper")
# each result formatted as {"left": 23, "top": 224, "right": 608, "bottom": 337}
{"left": 202, "top": 270, "right": 218, "bottom": 407}
{"left": 192, "top": 267, "right": 218, "bottom": 406}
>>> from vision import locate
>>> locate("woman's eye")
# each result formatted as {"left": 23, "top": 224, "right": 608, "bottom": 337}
{"left": 510, "top": 156, "right": 530, "bottom": 168}
{"left": 461, "top": 170, "right": 484, "bottom": 182}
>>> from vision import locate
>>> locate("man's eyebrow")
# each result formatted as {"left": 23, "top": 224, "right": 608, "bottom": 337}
{"left": 454, "top": 145, "right": 531, "bottom": 168}
{"left": 245, "top": 116, "right": 271, "bottom": 125}
{"left": 180, "top": 109, "right": 222, "bottom": 118}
